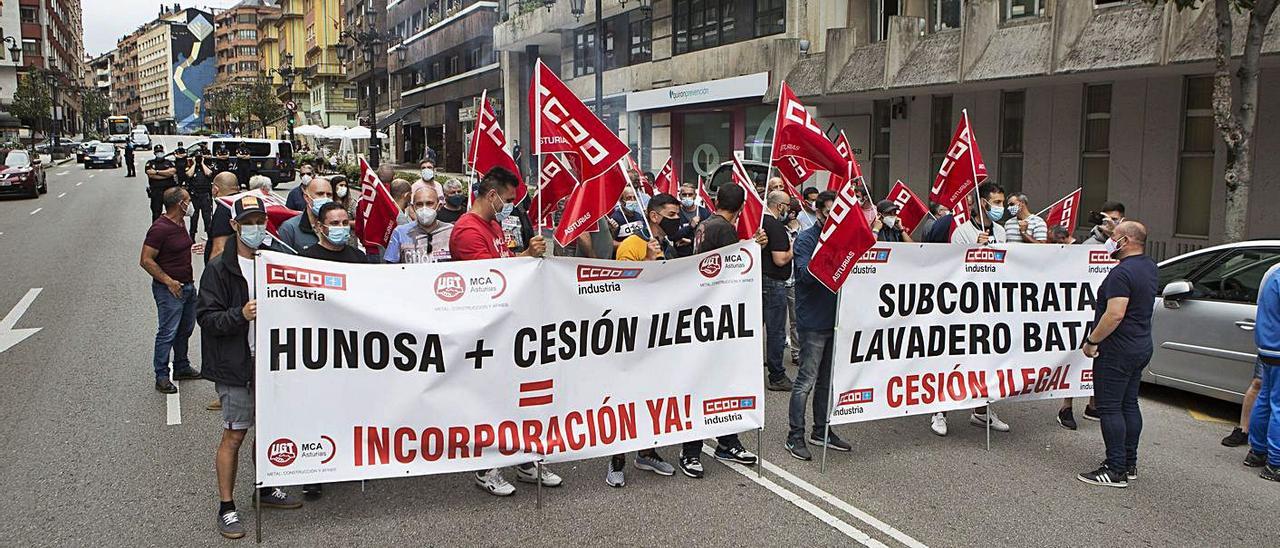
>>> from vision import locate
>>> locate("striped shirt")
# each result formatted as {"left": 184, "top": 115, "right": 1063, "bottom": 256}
{"left": 1005, "top": 214, "right": 1048, "bottom": 243}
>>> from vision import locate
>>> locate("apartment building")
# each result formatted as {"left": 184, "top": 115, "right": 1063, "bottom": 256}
{"left": 18, "top": 0, "right": 85, "bottom": 134}
{"left": 137, "top": 5, "right": 216, "bottom": 134}
{"left": 113, "top": 30, "right": 143, "bottom": 123}
{"left": 301, "top": 0, "right": 356, "bottom": 127}
{"left": 341, "top": 0, "right": 396, "bottom": 162}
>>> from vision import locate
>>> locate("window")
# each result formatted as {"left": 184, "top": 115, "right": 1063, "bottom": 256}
{"left": 467, "top": 48, "right": 481, "bottom": 70}
{"left": 873, "top": 99, "right": 892, "bottom": 199}
{"left": 930, "top": 95, "right": 953, "bottom": 179}
{"left": 872, "top": 0, "right": 902, "bottom": 42}
{"left": 1157, "top": 250, "right": 1223, "bottom": 292}
{"left": 1190, "top": 249, "right": 1280, "bottom": 303}
{"left": 20, "top": 6, "right": 37, "bottom": 23}
{"left": 755, "top": 0, "right": 786, "bottom": 37}
{"left": 574, "top": 21, "right": 618, "bottom": 76}
{"left": 629, "top": 18, "right": 652, "bottom": 64}
{"left": 999, "top": 90, "right": 1025, "bottom": 193}
{"left": 1080, "top": 84, "right": 1112, "bottom": 225}
{"left": 674, "top": 0, "right": 737, "bottom": 55}
{"left": 1004, "top": 0, "right": 1044, "bottom": 20}
{"left": 344, "top": 88, "right": 357, "bottom": 100}
{"left": 1095, "top": 0, "right": 1128, "bottom": 6}
{"left": 1177, "top": 76, "right": 1215, "bottom": 237}
{"left": 448, "top": 55, "right": 459, "bottom": 76}
{"left": 22, "top": 38, "right": 40, "bottom": 57}
{"left": 411, "top": 12, "right": 422, "bottom": 32}
{"left": 237, "top": 13, "right": 257, "bottom": 24}
{"left": 930, "top": 0, "right": 962, "bottom": 32}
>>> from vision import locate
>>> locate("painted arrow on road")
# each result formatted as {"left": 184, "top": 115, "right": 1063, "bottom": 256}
{"left": 0, "top": 288, "right": 42, "bottom": 353}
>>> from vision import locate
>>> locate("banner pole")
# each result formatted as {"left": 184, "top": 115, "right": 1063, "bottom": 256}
{"left": 985, "top": 402, "right": 992, "bottom": 451}
{"left": 822, "top": 287, "right": 843, "bottom": 475}
{"left": 254, "top": 486, "right": 262, "bottom": 543}
{"left": 756, "top": 427, "right": 763, "bottom": 477}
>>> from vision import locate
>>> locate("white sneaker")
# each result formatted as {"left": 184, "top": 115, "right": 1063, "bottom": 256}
{"left": 514, "top": 463, "right": 563, "bottom": 487}
{"left": 474, "top": 468, "right": 515, "bottom": 496}
{"left": 930, "top": 413, "right": 948, "bottom": 436}
{"left": 971, "top": 410, "right": 1011, "bottom": 432}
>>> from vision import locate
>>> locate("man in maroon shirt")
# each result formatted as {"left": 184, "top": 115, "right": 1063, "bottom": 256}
{"left": 448, "top": 167, "right": 556, "bottom": 495}
{"left": 140, "top": 187, "right": 203, "bottom": 393}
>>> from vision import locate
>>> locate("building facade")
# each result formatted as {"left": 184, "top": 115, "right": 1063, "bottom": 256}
{"left": 302, "top": 0, "right": 356, "bottom": 127}
{"left": 18, "top": 0, "right": 85, "bottom": 135}
{"left": 212, "top": 0, "right": 273, "bottom": 91}
{"left": 389, "top": 0, "right": 501, "bottom": 171}
{"left": 112, "top": 29, "right": 143, "bottom": 123}
{"left": 137, "top": 5, "right": 216, "bottom": 134}
{"left": 495, "top": 0, "right": 1280, "bottom": 253}
{"left": 262, "top": 0, "right": 312, "bottom": 139}
{"left": 86, "top": 51, "right": 112, "bottom": 100}
{"left": 342, "top": 0, "right": 396, "bottom": 163}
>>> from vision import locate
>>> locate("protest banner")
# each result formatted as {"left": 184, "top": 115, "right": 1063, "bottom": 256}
{"left": 828, "top": 243, "right": 1110, "bottom": 425}
{"left": 254, "top": 246, "right": 764, "bottom": 487}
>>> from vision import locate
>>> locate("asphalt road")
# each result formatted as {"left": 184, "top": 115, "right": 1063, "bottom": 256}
{"left": 0, "top": 155, "right": 1273, "bottom": 547}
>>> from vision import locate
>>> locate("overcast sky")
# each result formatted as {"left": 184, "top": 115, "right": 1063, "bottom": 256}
{"left": 84, "top": 1, "right": 245, "bottom": 57}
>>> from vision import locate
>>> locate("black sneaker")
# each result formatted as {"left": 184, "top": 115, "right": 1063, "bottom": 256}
{"left": 173, "top": 368, "right": 203, "bottom": 381}
{"left": 256, "top": 487, "right": 303, "bottom": 509}
{"left": 1221, "top": 427, "right": 1248, "bottom": 447}
{"left": 1076, "top": 466, "right": 1128, "bottom": 488}
{"left": 1057, "top": 408, "right": 1078, "bottom": 430}
{"left": 808, "top": 432, "right": 852, "bottom": 452}
{"left": 1082, "top": 405, "right": 1101, "bottom": 421}
{"left": 1245, "top": 450, "right": 1268, "bottom": 468}
{"left": 1261, "top": 464, "right": 1280, "bottom": 482}
{"left": 678, "top": 456, "right": 704, "bottom": 479}
{"left": 155, "top": 379, "right": 178, "bottom": 394}
{"left": 767, "top": 377, "right": 794, "bottom": 391}
{"left": 714, "top": 444, "right": 758, "bottom": 465}
{"left": 1126, "top": 466, "right": 1137, "bottom": 481}
{"left": 302, "top": 483, "right": 323, "bottom": 500}
{"left": 785, "top": 439, "right": 812, "bottom": 461}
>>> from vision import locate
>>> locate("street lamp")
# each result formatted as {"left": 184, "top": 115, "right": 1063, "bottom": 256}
{"left": 1, "top": 35, "right": 21, "bottom": 64}
{"left": 337, "top": 4, "right": 398, "bottom": 168}
{"left": 271, "top": 53, "right": 299, "bottom": 143}
{"left": 42, "top": 71, "right": 60, "bottom": 153}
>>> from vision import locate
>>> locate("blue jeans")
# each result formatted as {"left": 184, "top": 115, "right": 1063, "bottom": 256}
{"left": 789, "top": 329, "right": 833, "bottom": 442}
{"left": 1093, "top": 349, "right": 1151, "bottom": 473}
{"left": 1248, "top": 361, "right": 1280, "bottom": 466}
{"left": 152, "top": 281, "right": 197, "bottom": 381}
{"left": 762, "top": 277, "right": 788, "bottom": 383}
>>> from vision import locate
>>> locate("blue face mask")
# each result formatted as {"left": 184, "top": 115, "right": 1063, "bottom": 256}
{"left": 324, "top": 225, "right": 351, "bottom": 246}
{"left": 987, "top": 206, "right": 1005, "bottom": 223}
{"left": 624, "top": 200, "right": 642, "bottom": 215}
{"left": 238, "top": 224, "right": 267, "bottom": 248}
{"left": 311, "top": 197, "right": 332, "bottom": 216}
{"left": 494, "top": 201, "right": 514, "bottom": 223}
{"left": 680, "top": 197, "right": 695, "bottom": 209}
{"left": 1007, "top": 204, "right": 1021, "bottom": 217}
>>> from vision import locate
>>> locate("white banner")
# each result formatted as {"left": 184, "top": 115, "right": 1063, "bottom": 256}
{"left": 829, "top": 244, "right": 1112, "bottom": 425}
{"left": 254, "top": 246, "right": 764, "bottom": 487}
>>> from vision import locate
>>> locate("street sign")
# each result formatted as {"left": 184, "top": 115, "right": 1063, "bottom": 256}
{"left": 285, "top": 100, "right": 297, "bottom": 112}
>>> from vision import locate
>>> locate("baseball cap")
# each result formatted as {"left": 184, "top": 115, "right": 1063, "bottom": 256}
{"left": 876, "top": 199, "right": 900, "bottom": 214}
{"left": 153, "top": 144, "right": 164, "bottom": 153}
{"left": 233, "top": 195, "right": 268, "bottom": 221}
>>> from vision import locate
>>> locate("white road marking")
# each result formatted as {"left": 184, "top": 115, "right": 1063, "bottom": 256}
{"left": 702, "top": 446, "right": 889, "bottom": 547}
{"left": 29, "top": 208, "right": 41, "bottom": 215}
{"left": 0, "top": 288, "right": 43, "bottom": 353}
{"left": 57, "top": 192, "right": 66, "bottom": 198}
{"left": 76, "top": 182, "right": 83, "bottom": 186}
{"left": 762, "top": 459, "right": 929, "bottom": 548}
{"left": 166, "top": 383, "right": 182, "bottom": 426}
{"left": 55, "top": 171, "right": 68, "bottom": 176}
{"left": 87, "top": 174, "right": 96, "bottom": 179}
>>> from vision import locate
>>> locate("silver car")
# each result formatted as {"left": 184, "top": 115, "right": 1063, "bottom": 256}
{"left": 1150, "top": 240, "right": 1280, "bottom": 403}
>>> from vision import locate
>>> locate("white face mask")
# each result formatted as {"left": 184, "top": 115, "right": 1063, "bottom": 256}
{"left": 336, "top": 186, "right": 348, "bottom": 199}
{"left": 1105, "top": 236, "right": 1125, "bottom": 258}
{"left": 883, "top": 215, "right": 898, "bottom": 228}
{"left": 183, "top": 201, "right": 194, "bottom": 217}
{"left": 415, "top": 206, "right": 437, "bottom": 226}
{"left": 301, "top": 174, "right": 312, "bottom": 184}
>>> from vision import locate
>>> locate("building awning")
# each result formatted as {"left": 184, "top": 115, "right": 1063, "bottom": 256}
{"left": 626, "top": 72, "right": 770, "bottom": 112}
{"left": 377, "top": 105, "right": 424, "bottom": 130}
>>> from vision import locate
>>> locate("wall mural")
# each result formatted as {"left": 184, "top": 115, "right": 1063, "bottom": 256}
{"left": 171, "top": 11, "right": 215, "bottom": 134}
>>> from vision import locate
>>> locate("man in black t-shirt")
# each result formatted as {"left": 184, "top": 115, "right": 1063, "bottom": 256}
{"left": 145, "top": 145, "right": 178, "bottom": 221}
{"left": 230, "top": 146, "right": 257, "bottom": 190}
{"left": 204, "top": 172, "right": 243, "bottom": 265}
{"left": 761, "top": 190, "right": 795, "bottom": 393}
{"left": 187, "top": 150, "right": 214, "bottom": 238}
{"left": 679, "top": 182, "right": 766, "bottom": 480}
{"left": 124, "top": 142, "right": 136, "bottom": 177}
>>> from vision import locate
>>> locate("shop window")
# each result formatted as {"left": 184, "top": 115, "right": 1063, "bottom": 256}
{"left": 999, "top": 90, "right": 1025, "bottom": 193}
{"left": 680, "top": 112, "right": 733, "bottom": 184}
{"left": 930, "top": 95, "right": 952, "bottom": 182}
{"left": 1176, "top": 76, "right": 1214, "bottom": 237}
{"left": 745, "top": 105, "right": 775, "bottom": 164}
{"left": 1080, "top": 83, "right": 1112, "bottom": 224}
{"left": 930, "top": 0, "right": 962, "bottom": 32}
{"left": 872, "top": 99, "right": 892, "bottom": 198}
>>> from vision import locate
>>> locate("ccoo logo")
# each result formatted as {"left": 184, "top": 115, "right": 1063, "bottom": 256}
{"left": 267, "top": 438, "right": 298, "bottom": 467}
{"left": 434, "top": 272, "right": 466, "bottom": 302}
{"left": 965, "top": 248, "right": 1007, "bottom": 263}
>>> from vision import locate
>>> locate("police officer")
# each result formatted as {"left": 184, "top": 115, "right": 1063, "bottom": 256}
{"left": 173, "top": 146, "right": 192, "bottom": 189}
{"left": 188, "top": 148, "right": 214, "bottom": 239}
{"left": 206, "top": 144, "right": 233, "bottom": 178}
{"left": 145, "top": 145, "right": 178, "bottom": 221}
{"left": 124, "top": 141, "right": 136, "bottom": 177}
{"left": 231, "top": 146, "right": 257, "bottom": 190}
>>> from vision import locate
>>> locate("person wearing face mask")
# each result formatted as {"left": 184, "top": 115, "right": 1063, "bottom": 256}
{"left": 199, "top": 196, "right": 305, "bottom": 539}
{"left": 389, "top": 179, "right": 414, "bottom": 226}
{"left": 918, "top": 202, "right": 950, "bottom": 240}
{"left": 448, "top": 167, "right": 556, "bottom": 496}
{"left": 139, "top": 187, "right": 203, "bottom": 394}
{"left": 1004, "top": 193, "right": 1048, "bottom": 244}
{"left": 872, "top": 200, "right": 914, "bottom": 242}
{"left": 437, "top": 179, "right": 467, "bottom": 224}
{"left": 384, "top": 186, "right": 454, "bottom": 264}
{"left": 187, "top": 149, "right": 214, "bottom": 239}
{"left": 145, "top": 144, "right": 179, "bottom": 221}
{"left": 276, "top": 176, "right": 334, "bottom": 253}
{"left": 329, "top": 175, "right": 354, "bottom": 217}
{"left": 796, "top": 186, "right": 820, "bottom": 231}
{"left": 608, "top": 185, "right": 647, "bottom": 246}
{"left": 672, "top": 182, "right": 712, "bottom": 257}
{"left": 230, "top": 146, "right": 257, "bottom": 190}
{"left": 300, "top": 202, "right": 368, "bottom": 263}
{"left": 285, "top": 162, "right": 315, "bottom": 212}
{"left": 761, "top": 191, "right": 796, "bottom": 392}
{"left": 852, "top": 185, "right": 878, "bottom": 227}
{"left": 419, "top": 159, "right": 437, "bottom": 185}
{"left": 787, "top": 190, "right": 853, "bottom": 461}
{"left": 1082, "top": 202, "right": 1126, "bottom": 245}
{"left": 1077, "top": 220, "right": 1157, "bottom": 488}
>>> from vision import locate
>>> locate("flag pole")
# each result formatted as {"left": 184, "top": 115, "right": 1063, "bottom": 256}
{"left": 1036, "top": 187, "right": 1079, "bottom": 218}
{"left": 621, "top": 158, "right": 653, "bottom": 240}
{"left": 962, "top": 110, "right": 985, "bottom": 235}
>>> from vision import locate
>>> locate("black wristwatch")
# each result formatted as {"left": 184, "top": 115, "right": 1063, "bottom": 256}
{"left": 1084, "top": 336, "right": 1100, "bottom": 346}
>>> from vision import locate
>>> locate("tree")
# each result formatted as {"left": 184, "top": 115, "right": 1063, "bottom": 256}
{"left": 243, "top": 78, "right": 284, "bottom": 137}
{"left": 1158, "top": 0, "right": 1278, "bottom": 241}
{"left": 81, "top": 90, "right": 110, "bottom": 134}
{"left": 9, "top": 73, "right": 52, "bottom": 138}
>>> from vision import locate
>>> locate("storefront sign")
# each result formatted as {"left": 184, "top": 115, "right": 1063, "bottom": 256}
{"left": 627, "top": 73, "right": 770, "bottom": 112}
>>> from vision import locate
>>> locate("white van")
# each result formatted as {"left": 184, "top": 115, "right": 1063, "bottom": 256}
{"left": 130, "top": 126, "right": 151, "bottom": 147}
{"left": 179, "top": 137, "right": 297, "bottom": 185}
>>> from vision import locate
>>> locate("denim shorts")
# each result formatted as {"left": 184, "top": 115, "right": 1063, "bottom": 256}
{"left": 216, "top": 383, "right": 254, "bottom": 430}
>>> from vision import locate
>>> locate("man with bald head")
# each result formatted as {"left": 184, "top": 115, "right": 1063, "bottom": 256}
{"left": 205, "top": 172, "right": 248, "bottom": 263}
{"left": 276, "top": 176, "right": 334, "bottom": 253}
{"left": 384, "top": 185, "right": 454, "bottom": 263}
{"left": 761, "top": 190, "right": 796, "bottom": 393}
{"left": 1078, "top": 220, "right": 1158, "bottom": 489}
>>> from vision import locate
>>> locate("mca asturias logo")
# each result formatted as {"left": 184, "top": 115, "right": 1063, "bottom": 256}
{"left": 434, "top": 272, "right": 466, "bottom": 302}
{"left": 266, "top": 436, "right": 336, "bottom": 468}
{"left": 434, "top": 270, "right": 508, "bottom": 303}
{"left": 267, "top": 438, "right": 298, "bottom": 467}
{"left": 964, "top": 248, "right": 1006, "bottom": 273}
{"left": 576, "top": 265, "right": 642, "bottom": 296}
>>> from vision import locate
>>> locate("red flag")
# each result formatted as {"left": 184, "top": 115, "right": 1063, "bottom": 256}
{"left": 807, "top": 177, "right": 878, "bottom": 294}
{"left": 884, "top": 180, "right": 929, "bottom": 234}
{"left": 825, "top": 131, "right": 863, "bottom": 191}
{"left": 554, "top": 164, "right": 630, "bottom": 246}
{"left": 468, "top": 91, "right": 527, "bottom": 203}
{"left": 730, "top": 156, "right": 765, "bottom": 241}
{"left": 215, "top": 188, "right": 299, "bottom": 238}
{"left": 354, "top": 157, "right": 401, "bottom": 252}
{"left": 775, "top": 154, "right": 814, "bottom": 193}
{"left": 627, "top": 155, "right": 654, "bottom": 195}
{"left": 532, "top": 59, "right": 630, "bottom": 183}
{"left": 1041, "top": 187, "right": 1083, "bottom": 234}
{"left": 535, "top": 154, "right": 579, "bottom": 223}
{"left": 929, "top": 109, "right": 987, "bottom": 210}
{"left": 530, "top": 64, "right": 575, "bottom": 157}
{"left": 772, "top": 82, "right": 849, "bottom": 178}
{"left": 697, "top": 176, "right": 715, "bottom": 209}
{"left": 653, "top": 157, "right": 677, "bottom": 195}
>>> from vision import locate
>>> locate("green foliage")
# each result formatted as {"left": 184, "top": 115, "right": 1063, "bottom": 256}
{"left": 81, "top": 91, "right": 111, "bottom": 130}
{"left": 244, "top": 78, "right": 284, "bottom": 129}
{"left": 10, "top": 73, "right": 52, "bottom": 129}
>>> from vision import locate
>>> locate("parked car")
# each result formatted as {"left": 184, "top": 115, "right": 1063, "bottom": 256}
{"left": 1150, "top": 240, "right": 1280, "bottom": 403}
{"left": 181, "top": 137, "right": 296, "bottom": 185}
{"left": 76, "top": 140, "right": 101, "bottom": 163}
{"left": 0, "top": 149, "right": 47, "bottom": 198}
{"left": 84, "top": 142, "right": 121, "bottom": 169}
{"left": 33, "top": 139, "right": 79, "bottom": 155}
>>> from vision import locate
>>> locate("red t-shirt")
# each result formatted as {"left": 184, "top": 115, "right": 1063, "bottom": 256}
{"left": 144, "top": 216, "right": 194, "bottom": 283}
{"left": 449, "top": 212, "right": 512, "bottom": 260}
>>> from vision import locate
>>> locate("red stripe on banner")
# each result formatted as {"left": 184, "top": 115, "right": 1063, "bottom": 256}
{"left": 518, "top": 395, "right": 554, "bottom": 407}
{"left": 520, "top": 379, "right": 554, "bottom": 392}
